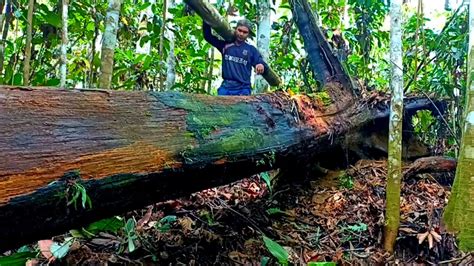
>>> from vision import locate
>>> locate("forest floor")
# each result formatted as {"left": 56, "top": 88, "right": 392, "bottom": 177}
{"left": 9, "top": 159, "right": 474, "bottom": 265}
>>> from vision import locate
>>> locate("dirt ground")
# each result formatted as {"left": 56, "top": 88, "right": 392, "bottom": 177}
{"left": 11, "top": 159, "right": 474, "bottom": 265}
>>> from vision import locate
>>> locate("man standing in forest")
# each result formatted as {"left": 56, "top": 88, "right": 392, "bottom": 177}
{"left": 203, "top": 19, "right": 267, "bottom": 96}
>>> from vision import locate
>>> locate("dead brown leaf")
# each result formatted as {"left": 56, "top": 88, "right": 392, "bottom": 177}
{"left": 38, "top": 239, "right": 55, "bottom": 262}
{"left": 178, "top": 216, "right": 195, "bottom": 232}
{"left": 136, "top": 206, "right": 153, "bottom": 231}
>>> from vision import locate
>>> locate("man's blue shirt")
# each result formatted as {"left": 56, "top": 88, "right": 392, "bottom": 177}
{"left": 203, "top": 22, "right": 267, "bottom": 94}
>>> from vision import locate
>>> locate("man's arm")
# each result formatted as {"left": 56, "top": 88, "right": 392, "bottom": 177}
{"left": 203, "top": 22, "right": 226, "bottom": 52}
{"left": 252, "top": 47, "right": 268, "bottom": 74}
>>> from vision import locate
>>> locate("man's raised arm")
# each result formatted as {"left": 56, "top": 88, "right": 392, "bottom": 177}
{"left": 203, "top": 22, "right": 226, "bottom": 52}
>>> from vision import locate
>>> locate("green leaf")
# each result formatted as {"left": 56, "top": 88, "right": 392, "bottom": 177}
{"left": 43, "top": 13, "right": 62, "bottom": 28}
{"left": 137, "top": 2, "right": 152, "bottom": 11}
{"left": 156, "top": 215, "right": 177, "bottom": 232}
{"left": 307, "top": 262, "right": 336, "bottom": 266}
{"left": 86, "top": 22, "right": 95, "bottom": 31}
{"left": 160, "top": 215, "right": 177, "bottom": 224}
{"left": 266, "top": 208, "right": 286, "bottom": 215}
{"left": 50, "top": 240, "right": 71, "bottom": 259}
{"left": 0, "top": 252, "right": 36, "bottom": 266}
{"left": 80, "top": 186, "right": 88, "bottom": 208}
{"left": 85, "top": 216, "right": 125, "bottom": 235}
{"left": 346, "top": 223, "right": 368, "bottom": 232}
{"left": 16, "top": 246, "right": 31, "bottom": 253}
{"left": 69, "top": 229, "right": 85, "bottom": 238}
{"left": 12, "top": 73, "right": 22, "bottom": 85}
{"left": 46, "top": 78, "right": 61, "bottom": 86}
{"left": 128, "top": 238, "right": 136, "bottom": 253}
{"left": 261, "top": 256, "right": 270, "bottom": 266}
{"left": 125, "top": 218, "right": 136, "bottom": 234}
{"left": 260, "top": 172, "right": 272, "bottom": 193}
{"left": 262, "top": 235, "right": 289, "bottom": 265}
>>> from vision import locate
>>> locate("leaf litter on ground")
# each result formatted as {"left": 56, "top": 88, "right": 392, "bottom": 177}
{"left": 3, "top": 160, "right": 472, "bottom": 265}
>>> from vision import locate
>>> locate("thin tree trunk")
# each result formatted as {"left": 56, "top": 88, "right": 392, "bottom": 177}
{"left": 0, "top": 1, "right": 5, "bottom": 29}
{"left": 165, "top": 0, "right": 176, "bottom": 90}
{"left": 255, "top": 0, "right": 270, "bottom": 93}
{"left": 206, "top": 48, "right": 214, "bottom": 94}
{"left": 158, "top": 0, "right": 167, "bottom": 91}
{"left": 99, "top": 0, "right": 123, "bottom": 89}
{"left": 0, "top": 0, "right": 10, "bottom": 77}
{"left": 135, "top": 0, "right": 155, "bottom": 54}
{"left": 23, "top": 0, "right": 35, "bottom": 86}
{"left": 443, "top": 0, "right": 474, "bottom": 252}
{"left": 165, "top": 1, "right": 176, "bottom": 91}
{"left": 60, "top": 0, "right": 69, "bottom": 88}
{"left": 89, "top": 0, "right": 99, "bottom": 88}
{"left": 342, "top": 0, "right": 350, "bottom": 29}
{"left": 445, "top": 0, "right": 451, "bottom": 10}
{"left": 0, "top": 0, "right": 5, "bottom": 76}
{"left": 384, "top": 0, "right": 403, "bottom": 253}
{"left": 200, "top": 52, "right": 208, "bottom": 90}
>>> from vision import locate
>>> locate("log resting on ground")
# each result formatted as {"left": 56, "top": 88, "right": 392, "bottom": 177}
{"left": 183, "top": 0, "right": 281, "bottom": 86}
{"left": 404, "top": 156, "right": 457, "bottom": 177}
{"left": 0, "top": 85, "right": 445, "bottom": 251}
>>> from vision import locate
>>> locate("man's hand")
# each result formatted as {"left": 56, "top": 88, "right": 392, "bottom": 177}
{"left": 255, "top": 64, "right": 265, "bottom": 74}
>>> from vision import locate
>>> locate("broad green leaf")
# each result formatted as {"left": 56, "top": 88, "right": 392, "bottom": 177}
{"left": 46, "top": 78, "right": 61, "bottom": 86}
{"left": 50, "top": 241, "right": 71, "bottom": 259}
{"left": 0, "top": 252, "right": 36, "bottom": 266}
{"left": 262, "top": 235, "right": 289, "bottom": 265}
{"left": 85, "top": 216, "right": 125, "bottom": 235}
{"left": 43, "top": 13, "right": 62, "bottom": 28}
{"left": 137, "top": 2, "right": 152, "bottom": 11}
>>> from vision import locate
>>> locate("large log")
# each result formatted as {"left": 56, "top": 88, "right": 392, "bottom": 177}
{"left": 0, "top": 85, "right": 444, "bottom": 251}
{"left": 183, "top": 0, "right": 281, "bottom": 87}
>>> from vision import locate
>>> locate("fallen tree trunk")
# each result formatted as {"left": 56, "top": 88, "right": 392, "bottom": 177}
{"left": 0, "top": 86, "right": 444, "bottom": 251}
{"left": 404, "top": 156, "right": 457, "bottom": 178}
{"left": 183, "top": 0, "right": 281, "bottom": 87}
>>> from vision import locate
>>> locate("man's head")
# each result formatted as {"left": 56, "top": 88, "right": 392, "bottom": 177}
{"left": 235, "top": 19, "right": 252, "bottom": 43}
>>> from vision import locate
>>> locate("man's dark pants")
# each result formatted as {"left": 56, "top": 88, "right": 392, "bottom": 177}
{"left": 217, "top": 80, "right": 251, "bottom": 96}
